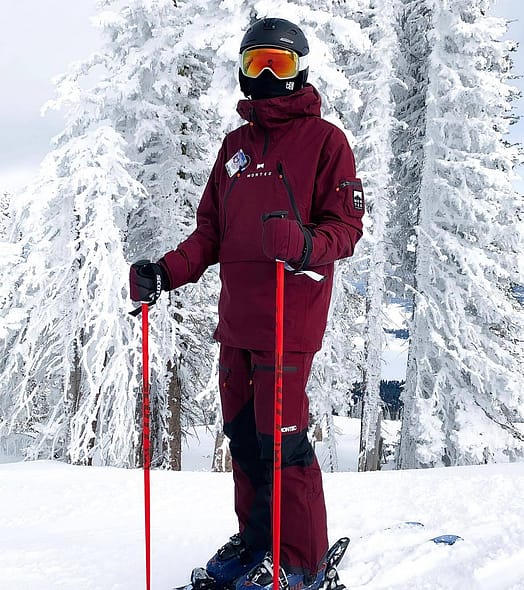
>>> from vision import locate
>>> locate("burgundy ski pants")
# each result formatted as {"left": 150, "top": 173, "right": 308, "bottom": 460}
{"left": 219, "top": 344, "right": 328, "bottom": 577}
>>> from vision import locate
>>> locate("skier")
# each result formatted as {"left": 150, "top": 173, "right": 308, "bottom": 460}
{"left": 129, "top": 17, "right": 364, "bottom": 590}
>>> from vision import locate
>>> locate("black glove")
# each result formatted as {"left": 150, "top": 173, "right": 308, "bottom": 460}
{"left": 261, "top": 211, "right": 312, "bottom": 270}
{"left": 262, "top": 215, "right": 305, "bottom": 263}
{"left": 129, "top": 260, "right": 169, "bottom": 304}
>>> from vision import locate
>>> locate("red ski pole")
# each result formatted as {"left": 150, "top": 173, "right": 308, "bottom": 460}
{"left": 272, "top": 259, "right": 285, "bottom": 590}
{"left": 141, "top": 302, "right": 151, "bottom": 590}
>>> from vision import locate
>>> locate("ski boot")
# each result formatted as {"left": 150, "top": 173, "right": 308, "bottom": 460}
{"left": 234, "top": 538, "right": 349, "bottom": 590}
{"left": 234, "top": 553, "right": 325, "bottom": 590}
{"left": 206, "top": 534, "right": 266, "bottom": 588}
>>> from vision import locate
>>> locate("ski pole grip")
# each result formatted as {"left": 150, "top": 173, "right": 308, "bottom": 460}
{"left": 129, "top": 259, "right": 152, "bottom": 317}
{"left": 262, "top": 210, "right": 288, "bottom": 222}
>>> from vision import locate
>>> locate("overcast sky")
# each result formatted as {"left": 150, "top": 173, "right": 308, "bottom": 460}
{"left": 0, "top": 0, "right": 100, "bottom": 191}
{"left": 0, "top": 0, "right": 523, "bottom": 193}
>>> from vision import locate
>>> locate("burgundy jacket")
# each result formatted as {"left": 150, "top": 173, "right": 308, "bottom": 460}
{"left": 159, "top": 84, "right": 364, "bottom": 352}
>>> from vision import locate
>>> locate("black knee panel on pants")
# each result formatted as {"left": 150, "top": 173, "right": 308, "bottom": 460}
{"left": 258, "top": 429, "right": 315, "bottom": 467}
{"left": 224, "top": 400, "right": 260, "bottom": 464}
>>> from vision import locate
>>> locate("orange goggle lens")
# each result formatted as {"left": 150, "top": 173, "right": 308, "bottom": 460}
{"left": 241, "top": 47, "right": 301, "bottom": 80}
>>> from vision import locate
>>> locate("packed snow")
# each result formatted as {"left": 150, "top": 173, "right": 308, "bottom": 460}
{"left": 1, "top": 418, "right": 524, "bottom": 590}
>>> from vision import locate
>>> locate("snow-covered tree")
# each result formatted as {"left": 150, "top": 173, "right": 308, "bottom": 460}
{"left": 0, "top": 190, "right": 27, "bottom": 459}
{"left": 0, "top": 0, "right": 227, "bottom": 467}
{"left": 0, "top": 127, "right": 144, "bottom": 464}
{"left": 397, "top": 0, "right": 524, "bottom": 468}
{"left": 41, "top": 0, "right": 225, "bottom": 467}
{"left": 390, "top": 0, "right": 432, "bottom": 292}
{"left": 0, "top": 191, "right": 10, "bottom": 238}
{"left": 344, "top": 0, "right": 402, "bottom": 471}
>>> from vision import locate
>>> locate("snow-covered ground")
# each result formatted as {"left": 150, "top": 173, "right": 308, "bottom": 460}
{"left": 1, "top": 420, "right": 524, "bottom": 590}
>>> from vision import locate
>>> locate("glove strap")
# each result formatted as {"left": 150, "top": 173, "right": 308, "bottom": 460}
{"left": 295, "top": 226, "right": 313, "bottom": 272}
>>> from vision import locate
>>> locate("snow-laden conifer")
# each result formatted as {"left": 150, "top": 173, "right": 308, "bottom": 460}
{"left": 389, "top": 0, "right": 432, "bottom": 291}
{"left": 398, "top": 0, "right": 524, "bottom": 468}
{"left": 0, "top": 191, "right": 10, "bottom": 239}
{"left": 42, "top": 0, "right": 225, "bottom": 467}
{"left": 0, "top": 190, "right": 25, "bottom": 450}
{"left": 0, "top": 127, "right": 144, "bottom": 464}
{"left": 347, "top": 0, "right": 402, "bottom": 471}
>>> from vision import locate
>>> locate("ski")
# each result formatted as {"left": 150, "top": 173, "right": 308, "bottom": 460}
{"left": 430, "top": 534, "right": 462, "bottom": 545}
{"left": 383, "top": 523, "right": 462, "bottom": 546}
{"left": 359, "top": 521, "right": 462, "bottom": 546}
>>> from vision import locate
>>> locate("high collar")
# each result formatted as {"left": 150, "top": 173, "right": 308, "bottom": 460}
{"left": 236, "top": 84, "right": 322, "bottom": 129}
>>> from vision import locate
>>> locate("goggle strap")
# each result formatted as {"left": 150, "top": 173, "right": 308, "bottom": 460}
{"left": 298, "top": 54, "right": 309, "bottom": 72}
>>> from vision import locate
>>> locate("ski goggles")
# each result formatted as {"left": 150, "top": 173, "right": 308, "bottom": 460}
{"left": 240, "top": 47, "right": 308, "bottom": 80}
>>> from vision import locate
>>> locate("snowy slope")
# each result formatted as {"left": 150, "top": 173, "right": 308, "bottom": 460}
{"left": 1, "top": 426, "right": 524, "bottom": 590}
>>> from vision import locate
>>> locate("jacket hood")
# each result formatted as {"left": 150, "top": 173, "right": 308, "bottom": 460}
{"left": 236, "top": 84, "right": 322, "bottom": 129}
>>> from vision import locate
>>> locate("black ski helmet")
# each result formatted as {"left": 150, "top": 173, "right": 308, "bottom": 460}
{"left": 239, "top": 18, "right": 310, "bottom": 99}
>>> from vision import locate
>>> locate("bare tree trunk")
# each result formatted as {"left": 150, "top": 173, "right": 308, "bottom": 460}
{"left": 212, "top": 430, "right": 232, "bottom": 472}
{"left": 86, "top": 392, "right": 100, "bottom": 467}
{"left": 167, "top": 359, "right": 182, "bottom": 471}
{"left": 359, "top": 283, "right": 385, "bottom": 472}
{"left": 359, "top": 406, "right": 382, "bottom": 471}
{"left": 66, "top": 334, "right": 83, "bottom": 465}
{"left": 323, "top": 413, "right": 338, "bottom": 472}
{"left": 312, "top": 423, "right": 323, "bottom": 443}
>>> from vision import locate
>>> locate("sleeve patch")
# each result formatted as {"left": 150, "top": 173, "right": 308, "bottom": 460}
{"left": 353, "top": 189, "right": 364, "bottom": 210}
{"left": 338, "top": 180, "right": 365, "bottom": 212}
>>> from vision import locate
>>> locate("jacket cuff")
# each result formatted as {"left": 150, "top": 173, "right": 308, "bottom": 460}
{"left": 157, "top": 257, "right": 173, "bottom": 290}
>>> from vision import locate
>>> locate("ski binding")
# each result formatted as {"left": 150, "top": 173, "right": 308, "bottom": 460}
{"left": 320, "top": 537, "right": 350, "bottom": 590}
{"left": 174, "top": 567, "right": 217, "bottom": 590}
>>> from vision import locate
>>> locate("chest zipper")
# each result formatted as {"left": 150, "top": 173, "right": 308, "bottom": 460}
{"left": 221, "top": 172, "right": 242, "bottom": 240}
{"left": 277, "top": 161, "right": 303, "bottom": 225}
{"left": 250, "top": 108, "right": 270, "bottom": 156}
{"left": 277, "top": 162, "right": 315, "bottom": 272}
